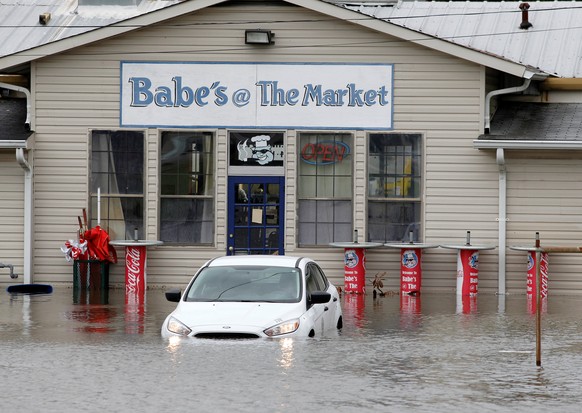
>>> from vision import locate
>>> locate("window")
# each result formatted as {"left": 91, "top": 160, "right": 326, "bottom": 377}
{"left": 90, "top": 130, "right": 144, "bottom": 240}
{"left": 160, "top": 131, "right": 214, "bottom": 244}
{"left": 368, "top": 133, "right": 422, "bottom": 242}
{"left": 297, "top": 133, "right": 353, "bottom": 246}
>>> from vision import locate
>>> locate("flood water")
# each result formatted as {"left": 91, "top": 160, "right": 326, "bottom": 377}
{"left": 1, "top": 286, "right": 582, "bottom": 413}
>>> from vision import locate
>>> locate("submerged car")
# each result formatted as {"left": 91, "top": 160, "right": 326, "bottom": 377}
{"left": 161, "top": 255, "right": 343, "bottom": 339}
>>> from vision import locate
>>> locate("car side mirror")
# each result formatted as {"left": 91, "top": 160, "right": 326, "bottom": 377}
{"left": 165, "top": 288, "right": 182, "bottom": 302}
{"left": 309, "top": 291, "right": 331, "bottom": 305}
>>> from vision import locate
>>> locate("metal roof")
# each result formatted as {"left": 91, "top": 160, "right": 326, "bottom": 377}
{"left": 340, "top": 0, "right": 582, "bottom": 78}
{"left": 0, "top": 0, "right": 182, "bottom": 58}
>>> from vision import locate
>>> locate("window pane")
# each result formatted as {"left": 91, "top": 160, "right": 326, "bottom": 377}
{"left": 90, "top": 196, "right": 144, "bottom": 240}
{"left": 90, "top": 130, "right": 144, "bottom": 236}
{"left": 160, "top": 132, "right": 215, "bottom": 245}
{"left": 161, "top": 132, "right": 214, "bottom": 196}
{"left": 298, "top": 199, "right": 352, "bottom": 246}
{"left": 298, "top": 133, "right": 353, "bottom": 246}
{"left": 160, "top": 198, "right": 214, "bottom": 244}
{"left": 367, "top": 134, "right": 422, "bottom": 242}
{"left": 368, "top": 200, "right": 421, "bottom": 242}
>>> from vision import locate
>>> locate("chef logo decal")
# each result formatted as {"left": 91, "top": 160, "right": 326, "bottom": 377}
{"left": 469, "top": 252, "right": 479, "bottom": 269}
{"left": 402, "top": 250, "right": 419, "bottom": 269}
{"left": 237, "top": 134, "right": 283, "bottom": 166}
{"left": 345, "top": 250, "right": 359, "bottom": 269}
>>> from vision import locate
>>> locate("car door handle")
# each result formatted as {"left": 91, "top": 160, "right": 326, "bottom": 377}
{"left": 333, "top": 297, "right": 337, "bottom": 302}
{"left": 324, "top": 306, "right": 329, "bottom": 311}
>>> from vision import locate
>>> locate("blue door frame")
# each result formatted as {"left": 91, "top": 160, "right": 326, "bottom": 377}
{"left": 227, "top": 176, "right": 285, "bottom": 255}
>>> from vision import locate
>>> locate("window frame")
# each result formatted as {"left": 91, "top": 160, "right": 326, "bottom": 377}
{"left": 366, "top": 132, "right": 423, "bottom": 243}
{"left": 296, "top": 131, "right": 355, "bottom": 247}
{"left": 159, "top": 129, "right": 216, "bottom": 246}
{"left": 89, "top": 129, "right": 146, "bottom": 240}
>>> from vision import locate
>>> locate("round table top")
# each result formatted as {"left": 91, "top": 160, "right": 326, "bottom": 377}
{"left": 109, "top": 240, "right": 164, "bottom": 247}
{"left": 509, "top": 245, "right": 543, "bottom": 252}
{"left": 384, "top": 242, "right": 440, "bottom": 249}
{"left": 440, "top": 244, "right": 497, "bottom": 251}
{"left": 329, "top": 242, "right": 384, "bottom": 248}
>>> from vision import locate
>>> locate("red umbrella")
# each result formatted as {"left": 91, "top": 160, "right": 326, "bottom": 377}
{"left": 83, "top": 226, "right": 117, "bottom": 263}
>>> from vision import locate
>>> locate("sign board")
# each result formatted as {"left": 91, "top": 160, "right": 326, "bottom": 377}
{"left": 120, "top": 62, "right": 393, "bottom": 130}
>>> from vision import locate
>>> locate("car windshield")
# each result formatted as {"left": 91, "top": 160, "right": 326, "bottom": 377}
{"left": 184, "top": 265, "right": 302, "bottom": 303}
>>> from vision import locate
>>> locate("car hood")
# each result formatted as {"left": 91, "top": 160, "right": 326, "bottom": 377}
{"left": 171, "top": 301, "right": 303, "bottom": 329}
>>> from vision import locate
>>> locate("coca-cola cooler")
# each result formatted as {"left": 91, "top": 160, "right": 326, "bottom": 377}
{"left": 109, "top": 239, "right": 163, "bottom": 333}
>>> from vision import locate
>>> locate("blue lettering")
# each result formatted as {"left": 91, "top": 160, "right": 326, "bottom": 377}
{"left": 347, "top": 83, "right": 364, "bottom": 107}
{"left": 154, "top": 86, "right": 173, "bottom": 107}
{"left": 287, "top": 88, "right": 299, "bottom": 105}
{"left": 173, "top": 76, "right": 194, "bottom": 107}
{"left": 302, "top": 84, "right": 322, "bottom": 106}
{"left": 214, "top": 85, "right": 228, "bottom": 106}
{"left": 129, "top": 77, "right": 153, "bottom": 107}
{"left": 364, "top": 90, "right": 377, "bottom": 106}
{"left": 195, "top": 86, "right": 210, "bottom": 106}
{"left": 378, "top": 86, "right": 390, "bottom": 105}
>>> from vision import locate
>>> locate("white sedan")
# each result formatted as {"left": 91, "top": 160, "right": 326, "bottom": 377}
{"left": 161, "top": 255, "right": 343, "bottom": 339}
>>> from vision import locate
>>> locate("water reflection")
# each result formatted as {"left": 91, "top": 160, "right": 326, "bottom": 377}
{"left": 278, "top": 338, "right": 294, "bottom": 369}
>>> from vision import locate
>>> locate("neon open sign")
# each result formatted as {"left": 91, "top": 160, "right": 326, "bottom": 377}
{"left": 300, "top": 141, "right": 350, "bottom": 165}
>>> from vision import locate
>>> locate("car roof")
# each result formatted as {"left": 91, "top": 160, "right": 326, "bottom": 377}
{"left": 206, "top": 255, "right": 308, "bottom": 269}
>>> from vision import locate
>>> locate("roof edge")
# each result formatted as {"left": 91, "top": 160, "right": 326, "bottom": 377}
{"left": 474, "top": 139, "right": 582, "bottom": 150}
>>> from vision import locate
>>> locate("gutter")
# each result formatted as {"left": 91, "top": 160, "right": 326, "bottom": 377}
{"left": 0, "top": 82, "right": 32, "bottom": 131}
{"left": 16, "top": 148, "right": 33, "bottom": 284}
{"left": 1, "top": 80, "right": 35, "bottom": 284}
{"left": 484, "top": 77, "right": 531, "bottom": 134}
{"left": 480, "top": 71, "right": 549, "bottom": 294}
{"left": 474, "top": 140, "right": 582, "bottom": 150}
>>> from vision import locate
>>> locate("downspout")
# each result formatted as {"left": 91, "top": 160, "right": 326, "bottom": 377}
{"left": 16, "top": 148, "right": 33, "bottom": 285}
{"left": 2, "top": 80, "right": 34, "bottom": 284}
{"left": 496, "top": 148, "right": 506, "bottom": 295}
{"left": 0, "top": 82, "right": 32, "bottom": 131}
{"left": 484, "top": 75, "right": 535, "bottom": 293}
{"left": 484, "top": 77, "right": 531, "bottom": 134}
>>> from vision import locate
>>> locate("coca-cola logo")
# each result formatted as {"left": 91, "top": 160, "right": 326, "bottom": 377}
{"left": 126, "top": 247, "right": 142, "bottom": 294}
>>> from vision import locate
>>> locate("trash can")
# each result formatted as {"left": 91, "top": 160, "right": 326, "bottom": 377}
{"left": 73, "top": 259, "right": 109, "bottom": 290}
{"left": 73, "top": 259, "right": 109, "bottom": 304}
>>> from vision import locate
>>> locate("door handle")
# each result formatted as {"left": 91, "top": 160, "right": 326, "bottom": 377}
{"left": 324, "top": 306, "right": 329, "bottom": 311}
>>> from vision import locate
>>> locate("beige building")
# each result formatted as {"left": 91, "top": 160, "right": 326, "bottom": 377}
{"left": 1, "top": 0, "right": 582, "bottom": 295}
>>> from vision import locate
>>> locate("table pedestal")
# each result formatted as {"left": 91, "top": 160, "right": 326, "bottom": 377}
{"left": 441, "top": 242, "right": 496, "bottom": 297}
{"left": 400, "top": 248, "right": 423, "bottom": 295}
{"left": 110, "top": 239, "right": 163, "bottom": 334}
{"left": 386, "top": 243, "right": 439, "bottom": 296}
{"left": 330, "top": 242, "right": 383, "bottom": 294}
{"left": 527, "top": 250, "right": 549, "bottom": 299}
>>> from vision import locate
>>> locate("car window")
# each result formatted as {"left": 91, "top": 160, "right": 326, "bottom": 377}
{"left": 305, "top": 267, "right": 319, "bottom": 296}
{"left": 311, "top": 264, "right": 329, "bottom": 291}
{"left": 184, "top": 265, "right": 301, "bottom": 303}
{"left": 306, "top": 263, "right": 328, "bottom": 292}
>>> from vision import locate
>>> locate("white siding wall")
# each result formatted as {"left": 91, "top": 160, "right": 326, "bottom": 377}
{"left": 505, "top": 152, "right": 582, "bottom": 294}
{"left": 29, "top": 4, "right": 527, "bottom": 293}
{"left": 0, "top": 151, "right": 24, "bottom": 278}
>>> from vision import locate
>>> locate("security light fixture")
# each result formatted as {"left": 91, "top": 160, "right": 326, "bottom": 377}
{"left": 245, "top": 30, "right": 275, "bottom": 45}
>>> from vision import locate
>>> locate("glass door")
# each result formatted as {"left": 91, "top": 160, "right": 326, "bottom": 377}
{"left": 227, "top": 176, "right": 284, "bottom": 255}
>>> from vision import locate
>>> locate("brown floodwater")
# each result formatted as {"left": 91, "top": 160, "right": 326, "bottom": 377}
{"left": 1, "top": 286, "right": 581, "bottom": 412}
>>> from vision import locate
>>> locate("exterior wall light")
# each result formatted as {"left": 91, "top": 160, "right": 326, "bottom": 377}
{"left": 245, "top": 30, "right": 275, "bottom": 45}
